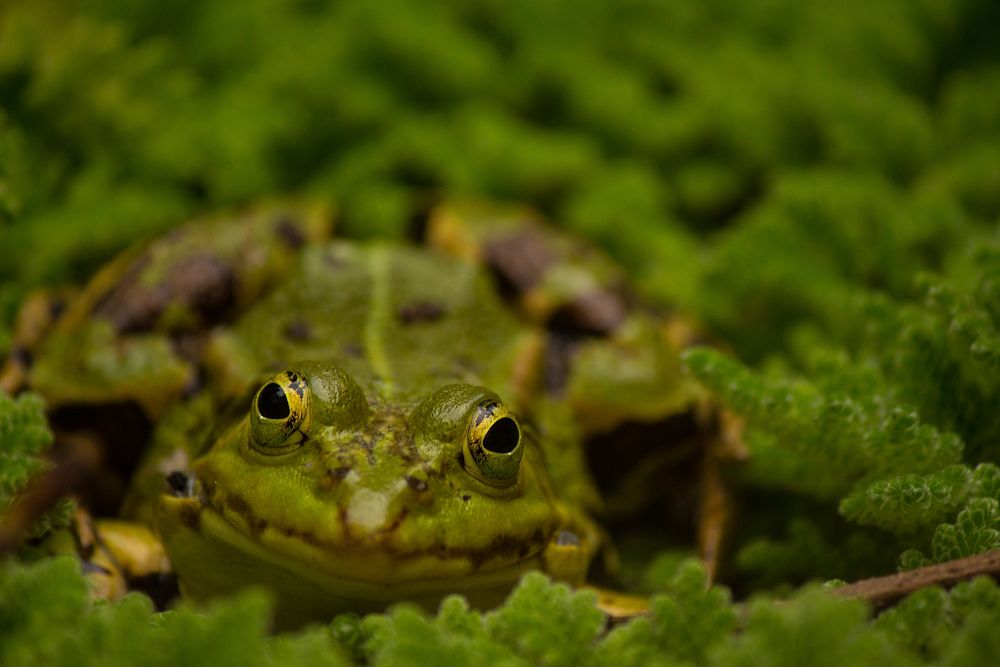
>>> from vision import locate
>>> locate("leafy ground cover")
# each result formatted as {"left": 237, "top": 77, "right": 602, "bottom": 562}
{"left": 2, "top": 0, "right": 1000, "bottom": 663}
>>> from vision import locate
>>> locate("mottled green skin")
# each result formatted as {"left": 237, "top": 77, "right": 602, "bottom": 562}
{"left": 155, "top": 243, "right": 598, "bottom": 625}
{"left": 18, "top": 202, "right": 702, "bottom": 626}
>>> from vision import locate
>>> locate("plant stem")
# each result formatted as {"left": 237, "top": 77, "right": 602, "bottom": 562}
{"left": 833, "top": 550, "right": 1000, "bottom": 609}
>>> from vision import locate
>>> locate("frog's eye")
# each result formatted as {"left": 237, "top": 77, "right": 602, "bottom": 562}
{"left": 462, "top": 400, "right": 523, "bottom": 486}
{"left": 249, "top": 370, "right": 311, "bottom": 454}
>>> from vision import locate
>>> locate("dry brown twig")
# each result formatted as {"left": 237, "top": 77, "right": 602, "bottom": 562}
{"left": 832, "top": 549, "right": 1000, "bottom": 610}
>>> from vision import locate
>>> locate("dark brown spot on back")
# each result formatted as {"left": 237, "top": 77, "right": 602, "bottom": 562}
{"left": 397, "top": 301, "right": 446, "bottom": 324}
{"left": 283, "top": 319, "right": 313, "bottom": 341}
{"left": 274, "top": 216, "right": 305, "bottom": 249}
{"left": 484, "top": 230, "right": 554, "bottom": 298}
{"left": 549, "top": 289, "right": 628, "bottom": 335}
{"left": 542, "top": 333, "right": 580, "bottom": 396}
{"left": 172, "top": 333, "right": 207, "bottom": 365}
{"left": 93, "top": 253, "right": 237, "bottom": 333}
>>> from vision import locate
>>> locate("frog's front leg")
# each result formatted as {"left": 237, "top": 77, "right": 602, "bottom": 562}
{"left": 538, "top": 506, "right": 652, "bottom": 621}
{"left": 42, "top": 506, "right": 171, "bottom": 602}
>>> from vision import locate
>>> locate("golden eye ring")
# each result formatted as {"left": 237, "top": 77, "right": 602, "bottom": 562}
{"left": 249, "top": 370, "right": 311, "bottom": 454}
{"left": 462, "top": 400, "right": 523, "bottom": 485}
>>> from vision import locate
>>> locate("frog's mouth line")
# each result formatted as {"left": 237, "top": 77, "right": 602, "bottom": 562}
{"left": 161, "top": 500, "right": 548, "bottom": 623}
{"left": 159, "top": 473, "right": 553, "bottom": 601}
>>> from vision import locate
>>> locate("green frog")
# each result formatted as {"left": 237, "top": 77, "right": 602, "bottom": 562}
{"left": 3, "top": 201, "right": 741, "bottom": 627}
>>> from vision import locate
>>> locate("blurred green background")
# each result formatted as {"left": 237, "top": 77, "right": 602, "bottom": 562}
{"left": 4, "top": 0, "right": 1000, "bottom": 663}
{"left": 3, "top": 0, "right": 997, "bottom": 358}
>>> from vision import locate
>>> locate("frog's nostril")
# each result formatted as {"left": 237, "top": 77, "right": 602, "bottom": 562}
{"left": 166, "top": 471, "right": 193, "bottom": 497}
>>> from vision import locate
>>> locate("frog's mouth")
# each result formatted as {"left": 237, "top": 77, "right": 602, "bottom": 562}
{"left": 157, "top": 472, "right": 556, "bottom": 616}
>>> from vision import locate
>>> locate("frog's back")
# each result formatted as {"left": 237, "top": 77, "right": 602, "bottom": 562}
{"left": 230, "top": 243, "right": 533, "bottom": 405}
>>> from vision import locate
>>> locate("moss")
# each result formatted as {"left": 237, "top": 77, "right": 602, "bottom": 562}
{"left": 3, "top": 0, "right": 1000, "bottom": 661}
{"left": 7, "top": 559, "right": 1000, "bottom": 666}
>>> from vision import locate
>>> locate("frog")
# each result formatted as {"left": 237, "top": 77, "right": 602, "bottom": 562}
{"left": 1, "top": 200, "right": 743, "bottom": 628}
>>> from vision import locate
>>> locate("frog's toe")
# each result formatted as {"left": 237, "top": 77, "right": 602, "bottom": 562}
{"left": 583, "top": 585, "right": 651, "bottom": 623}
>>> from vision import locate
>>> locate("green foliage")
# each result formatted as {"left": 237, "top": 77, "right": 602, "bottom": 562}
{"left": 485, "top": 574, "right": 605, "bottom": 667}
{"left": 698, "top": 172, "right": 963, "bottom": 359}
{"left": 902, "top": 498, "right": 1000, "bottom": 568}
{"left": 361, "top": 574, "right": 605, "bottom": 667}
{"left": 3, "top": 0, "right": 1000, "bottom": 661}
{"left": 687, "top": 230, "right": 1000, "bottom": 573}
{"left": 873, "top": 577, "right": 1000, "bottom": 664}
{"left": 0, "top": 392, "right": 52, "bottom": 505}
{"left": 842, "top": 463, "right": 1000, "bottom": 537}
{"left": 714, "top": 589, "right": 904, "bottom": 667}
{"left": 841, "top": 466, "right": 975, "bottom": 536}
{"left": 591, "top": 561, "right": 736, "bottom": 667}
{"left": 685, "top": 349, "right": 963, "bottom": 502}
{"left": 10, "top": 559, "right": 1000, "bottom": 666}
{"left": 842, "top": 275, "right": 1000, "bottom": 465}
{"left": 0, "top": 557, "right": 352, "bottom": 667}
{"left": 734, "top": 514, "right": 893, "bottom": 588}
{"left": 362, "top": 598, "right": 519, "bottom": 667}
{"left": 687, "top": 335, "right": 1000, "bottom": 574}
{"left": 0, "top": 392, "right": 70, "bottom": 538}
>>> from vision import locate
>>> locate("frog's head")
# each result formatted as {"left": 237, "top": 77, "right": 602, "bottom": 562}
{"left": 156, "top": 361, "right": 597, "bottom": 624}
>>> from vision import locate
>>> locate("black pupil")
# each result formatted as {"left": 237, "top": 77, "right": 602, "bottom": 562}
{"left": 483, "top": 417, "right": 519, "bottom": 454}
{"left": 258, "top": 383, "right": 291, "bottom": 420}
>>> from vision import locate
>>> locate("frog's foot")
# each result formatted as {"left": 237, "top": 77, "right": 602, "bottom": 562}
{"left": 582, "top": 585, "right": 651, "bottom": 622}
{"left": 540, "top": 510, "right": 606, "bottom": 587}
{"left": 43, "top": 507, "right": 172, "bottom": 602}
{"left": 95, "top": 519, "right": 172, "bottom": 586}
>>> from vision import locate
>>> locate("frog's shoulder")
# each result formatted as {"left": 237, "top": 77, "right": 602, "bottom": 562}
{"left": 425, "top": 201, "right": 707, "bottom": 427}
{"left": 5, "top": 202, "right": 333, "bottom": 417}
